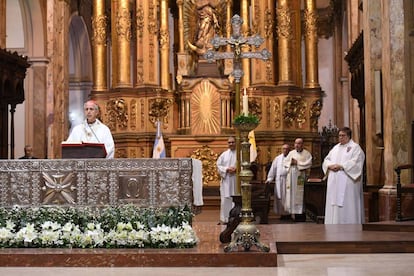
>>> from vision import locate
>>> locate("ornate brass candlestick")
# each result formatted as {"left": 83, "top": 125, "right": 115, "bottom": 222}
{"left": 223, "top": 120, "right": 270, "bottom": 252}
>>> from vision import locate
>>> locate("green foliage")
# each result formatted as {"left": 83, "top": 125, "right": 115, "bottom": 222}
{"left": 233, "top": 113, "right": 259, "bottom": 125}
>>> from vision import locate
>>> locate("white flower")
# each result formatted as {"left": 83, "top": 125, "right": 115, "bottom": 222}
{"left": 6, "top": 220, "right": 15, "bottom": 231}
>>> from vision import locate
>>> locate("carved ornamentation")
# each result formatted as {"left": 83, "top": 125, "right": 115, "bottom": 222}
{"left": 149, "top": 97, "right": 172, "bottom": 126}
{"left": 116, "top": 8, "right": 132, "bottom": 41}
{"left": 304, "top": 9, "right": 318, "bottom": 39}
{"left": 106, "top": 99, "right": 128, "bottom": 131}
{"left": 264, "top": 8, "right": 274, "bottom": 39}
{"left": 159, "top": 29, "right": 169, "bottom": 49}
{"left": 190, "top": 145, "right": 219, "bottom": 186}
{"left": 42, "top": 172, "right": 75, "bottom": 204}
{"left": 310, "top": 99, "right": 323, "bottom": 130}
{"left": 248, "top": 97, "right": 262, "bottom": 121}
{"left": 276, "top": 6, "right": 292, "bottom": 39}
{"left": 284, "top": 96, "right": 307, "bottom": 128}
{"left": 148, "top": 1, "right": 158, "bottom": 35}
{"left": 0, "top": 159, "right": 194, "bottom": 208}
{"left": 130, "top": 99, "right": 137, "bottom": 130}
{"left": 273, "top": 98, "right": 281, "bottom": 128}
{"left": 136, "top": 5, "right": 144, "bottom": 38}
{"left": 191, "top": 80, "right": 221, "bottom": 135}
{"left": 91, "top": 14, "right": 107, "bottom": 45}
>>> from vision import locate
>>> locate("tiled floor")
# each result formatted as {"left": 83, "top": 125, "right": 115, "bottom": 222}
{"left": 1, "top": 209, "right": 414, "bottom": 275}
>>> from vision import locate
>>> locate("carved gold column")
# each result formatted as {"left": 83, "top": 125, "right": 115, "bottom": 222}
{"left": 224, "top": 0, "right": 233, "bottom": 75}
{"left": 251, "top": 0, "right": 275, "bottom": 85}
{"left": 304, "top": 0, "right": 320, "bottom": 88}
{"left": 111, "top": 0, "right": 132, "bottom": 88}
{"left": 160, "top": 0, "right": 170, "bottom": 89}
{"left": 276, "top": 0, "right": 293, "bottom": 85}
{"left": 0, "top": 0, "right": 5, "bottom": 48}
{"left": 241, "top": 0, "right": 250, "bottom": 87}
{"left": 91, "top": 0, "right": 107, "bottom": 91}
{"left": 136, "top": 0, "right": 159, "bottom": 86}
{"left": 177, "top": 0, "right": 184, "bottom": 53}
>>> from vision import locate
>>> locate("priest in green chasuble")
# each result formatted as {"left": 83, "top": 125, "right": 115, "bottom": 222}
{"left": 283, "top": 138, "right": 313, "bottom": 219}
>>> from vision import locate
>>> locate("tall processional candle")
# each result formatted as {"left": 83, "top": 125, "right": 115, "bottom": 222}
{"left": 242, "top": 88, "right": 249, "bottom": 115}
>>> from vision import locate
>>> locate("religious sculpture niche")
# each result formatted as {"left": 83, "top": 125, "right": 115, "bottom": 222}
{"left": 183, "top": 0, "right": 227, "bottom": 76}
{"left": 187, "top": 1, "right": 221, "bottom": 55}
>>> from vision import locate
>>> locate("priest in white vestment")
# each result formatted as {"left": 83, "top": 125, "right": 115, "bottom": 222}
{"left": 283, "top": 138, "right": 313, "bottom": 219}
{"left": 323, "top": 127, "right": 365, "bottom": 224}
{"left": 216, "top": 136, "right": 237, "bottom": 224}
{"left": 66, "top": 100, "right": 115, "bottom": 159}
{"left": 266, "top": 144, "right": 290, "bottom": 217}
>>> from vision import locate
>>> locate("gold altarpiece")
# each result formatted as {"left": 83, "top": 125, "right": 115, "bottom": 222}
{"left": 89, "top": 0, "right": 328, "bottom": 187}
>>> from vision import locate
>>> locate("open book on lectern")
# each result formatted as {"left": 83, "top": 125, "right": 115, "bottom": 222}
{"left": 61, "top": 141, "right": 107, "bottom": 159}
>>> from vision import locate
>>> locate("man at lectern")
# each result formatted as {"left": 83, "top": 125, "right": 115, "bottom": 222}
{"left": 66, "top": 100, "right": 115, "bottom": 158}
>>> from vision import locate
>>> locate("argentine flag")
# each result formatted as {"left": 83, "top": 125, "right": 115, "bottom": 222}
{"left": 152, "top": 120, "right": 166, "bottom": 158}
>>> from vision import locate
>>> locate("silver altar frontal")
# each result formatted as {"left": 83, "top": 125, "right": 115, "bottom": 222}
{"left": 0, "top": 158, "right": 197, "bottom": 208}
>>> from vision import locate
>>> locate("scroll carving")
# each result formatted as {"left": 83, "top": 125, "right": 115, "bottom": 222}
{"left": 92, "top": 15, "right": 107, "bottom": 45}
{"left": 310, "top": 99, "right": 323, "bottom": 130}
{"left": 116, "top": 8, "right": 132, "bottom": 41}
{"left": 106, "top": 99, "right": 129, "bottom": 131}
{"left": 276, "top": 6, "right": 292, "bottom": 39}
{"left": 284, "top": 96, "right": 307, "bottom": 128}
{"left": 190, "top": 145, "right": 219, "bottom": 186}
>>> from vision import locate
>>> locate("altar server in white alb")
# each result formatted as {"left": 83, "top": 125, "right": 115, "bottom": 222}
{"left": 266, "top": 144, "right": 290, "bottom": 218}
{"left": 66, "top": 100, "right": 115, "bottom": 159}
{"left": 216, "top": 136, "right": 237, "bottom": 224}
{"left": 283, "top": 138, "right": 312, "bottom": 219}
{"left": 323, "top": 127, "right": 365, "bottom": 224}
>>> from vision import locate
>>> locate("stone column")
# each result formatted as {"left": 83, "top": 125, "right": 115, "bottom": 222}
{"left": 47, "top": 0, "right": 70, "bottom": 158}
{"left": 276, "top": 0, "right": 293, "bottom": 86}
{"left": 91, "top": 0, "right": 107, "bottom": 91}
{"left": 241, "top": 0, "right": 250, "bottom": 88}
{"left": 378, "top": 0, "right": 408, "bottom": 220}
{"left": 382, "top": 0, "right": 409, "bottom": 182}
{"left": 304, "top": 0, "right": 320, "bottom": 89}
{"left": 160, "top": 0, "right": 170, "bottom": 90}
{"left": 111, "top": 0, "right": 132, "bottom": 88}
{"left": 0, "top": 0, "right": 5, "bottom": 48}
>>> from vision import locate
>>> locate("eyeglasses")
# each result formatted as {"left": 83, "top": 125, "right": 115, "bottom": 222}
{"left": 228, "top": 142, "right": 235, "bottom": 144}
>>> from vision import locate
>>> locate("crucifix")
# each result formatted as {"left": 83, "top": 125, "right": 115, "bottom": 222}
{"left": 204, "top": 14, "right": 271, "bottom": 253}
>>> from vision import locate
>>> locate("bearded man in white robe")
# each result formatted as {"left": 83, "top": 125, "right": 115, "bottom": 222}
{"left": 216, "top": 136, "right": 237, "bottom": 224}
{"left": 283, "top": 138, "right": 313, "bottom": 219}
{"left": 323, "top": 127, "right": 365, "bottom": 224}
{"left": 266, "top": 144, "right": 290, "bottom": 217}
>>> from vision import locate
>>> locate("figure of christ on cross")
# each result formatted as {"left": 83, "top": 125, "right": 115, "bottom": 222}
{"left": 204, "top": 14, "right": 271, "bottom": 253}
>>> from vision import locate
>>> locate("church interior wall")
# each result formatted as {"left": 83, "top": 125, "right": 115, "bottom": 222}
{"left": 317, "top": 37, "right": 334, "bottom": 130}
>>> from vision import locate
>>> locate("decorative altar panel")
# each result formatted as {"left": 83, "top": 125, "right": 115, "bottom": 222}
{"left": 0, "top": 158, "right": 195, "bottom": 208}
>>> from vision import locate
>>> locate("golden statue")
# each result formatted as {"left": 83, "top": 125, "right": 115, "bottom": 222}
{"left": 187, "top": 0, "right": 222, "bottom": 56}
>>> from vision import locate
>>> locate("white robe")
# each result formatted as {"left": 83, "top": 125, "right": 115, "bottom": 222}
{"left": 216, "top": 148, "right": 236, "bottom": 222}
{"left": 266, "top": 153, "right": 289, "bottom": 215}
{"left": 67, "top": 119, "right": 115, "bottom": 159}
{"left": 322, "top": 139, "right": 365, "bottom": 224}
{"left": 283, "top": 149, "right": 312, "bottom": 214}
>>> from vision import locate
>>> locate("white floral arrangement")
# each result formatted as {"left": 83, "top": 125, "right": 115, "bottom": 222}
{"left": 0, "top": 205, "right": 198, "bottom": 249}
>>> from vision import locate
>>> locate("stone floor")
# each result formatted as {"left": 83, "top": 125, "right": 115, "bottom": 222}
{"left": 1, "top": 209, "right": 414, "bottom": 275}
